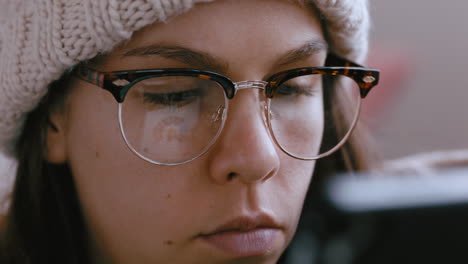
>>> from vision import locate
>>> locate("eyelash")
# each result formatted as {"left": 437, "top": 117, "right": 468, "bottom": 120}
{"left": 143, "top": 88, "right": 204, "bottom": 106}
{"left": 276, "top": 84, "right": 319, "bottom": 97}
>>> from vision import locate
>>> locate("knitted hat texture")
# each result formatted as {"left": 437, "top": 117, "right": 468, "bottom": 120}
{"left": 0, "top": 0, "right": 370, "bottom": 156}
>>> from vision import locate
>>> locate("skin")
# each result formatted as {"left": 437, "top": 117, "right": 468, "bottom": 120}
{"left": 46, "top": 0, "right": 327, "bottom": 263}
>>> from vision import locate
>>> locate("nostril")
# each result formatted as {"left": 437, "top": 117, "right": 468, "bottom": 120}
{"left": 227, "top": 172, "right": 237, "bottom": 181}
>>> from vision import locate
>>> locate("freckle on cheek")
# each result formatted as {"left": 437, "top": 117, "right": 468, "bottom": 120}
{"left": 166, "top": 194, "right": 171, "bottom": 199}
{"left": 164, "top": 240, "right": 173, "bottom": 246}
{"left": 95, "top": 151, "right": 100, "bottom": 158}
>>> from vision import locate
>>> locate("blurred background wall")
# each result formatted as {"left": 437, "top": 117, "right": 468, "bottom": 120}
{"left": 364, "top": 0, "right": 468, "bottom": 160}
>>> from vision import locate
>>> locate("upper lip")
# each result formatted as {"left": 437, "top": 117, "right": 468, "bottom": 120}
{"left": 202, "top": 214, "right": 282, "bottom": 235}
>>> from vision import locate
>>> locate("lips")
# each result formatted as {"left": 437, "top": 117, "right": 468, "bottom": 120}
{"left": 199, "top": 214, "right": 283, "bottom": 258}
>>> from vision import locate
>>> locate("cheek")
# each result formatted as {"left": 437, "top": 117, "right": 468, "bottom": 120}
{"left": 67, "top": 127, "right": 207, "bottom": 262}
{"left": 265, "top": 156, "right": 316, "bottom": 236}
{"left": 63, "top": 85, "right": 204, "bottom": 261}
{"left": 278, "top": 158, "right": 316, "bottom": 206}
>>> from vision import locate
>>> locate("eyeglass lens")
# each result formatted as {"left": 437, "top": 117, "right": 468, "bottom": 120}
{"left": 269, "top": 74, "right": 361, "bottom": 159}
{"left": 120, "top": 76, "right": 227, "bottom": 164}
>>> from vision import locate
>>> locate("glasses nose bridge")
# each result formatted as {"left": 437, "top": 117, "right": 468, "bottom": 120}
{"left": 231, "top": 80, "right": 270, "bottom": 116}
{"left": 230, "top": 80, "right": 271, "bottom": 133}
{"left": 234, "top": 80, "right": 268, "bottom": 92}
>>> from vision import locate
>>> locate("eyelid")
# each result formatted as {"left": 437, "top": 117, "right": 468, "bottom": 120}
{"left": 277, "top": 84, "right": 320, "bottom": 96}
{"left": 144, "top": 87, "right": 204, "bottom": 97}
{"left": 143, "top": 88, "right": 204, "bottom": 106}
{"left": 139, "top": 77, "right": 202, "bottom": 92}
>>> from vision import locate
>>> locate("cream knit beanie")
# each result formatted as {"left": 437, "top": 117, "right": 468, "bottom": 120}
{"left": 0, "top": 0, "right": 370, "bottom": 157}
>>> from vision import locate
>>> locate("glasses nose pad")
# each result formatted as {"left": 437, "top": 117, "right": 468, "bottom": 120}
{"left": 263, "top": 103, "right": 269, "bottom": 126}
{"left": 263, "top": 101, "right": 276, "bottom": 142}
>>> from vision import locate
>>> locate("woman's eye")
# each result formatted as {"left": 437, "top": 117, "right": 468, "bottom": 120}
{"left": 276, "top": 84, "right": 317, "bottom": 97}
{"left": 143, "top": 88, "right": 203, "bottom": 107}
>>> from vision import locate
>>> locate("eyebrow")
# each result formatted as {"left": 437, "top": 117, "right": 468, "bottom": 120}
{"left": 122, "top": 39, "right": 328, "bottom": 73}
{"left": 273, "top": 39, "right": 328, "bottom": 67}
{"left": 123, "top": 45, "right": 229, "bottom": 73}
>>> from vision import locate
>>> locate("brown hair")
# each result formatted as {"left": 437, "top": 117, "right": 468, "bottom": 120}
{"left": 0, "top": 72, "right": 90, "bottom": 263}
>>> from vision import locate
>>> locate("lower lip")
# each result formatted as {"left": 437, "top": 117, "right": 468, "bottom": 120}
{"left": 200, "top": 228, "right": 281, "bottom": 257}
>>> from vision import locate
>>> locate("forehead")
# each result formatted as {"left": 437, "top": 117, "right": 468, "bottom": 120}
{"left": 97, "top": 0, "right": 326, "bottom": 74}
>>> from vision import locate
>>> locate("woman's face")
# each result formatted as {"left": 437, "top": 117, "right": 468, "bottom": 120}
{"left": 47, "top": 0, "right": 326, "bottom": 263}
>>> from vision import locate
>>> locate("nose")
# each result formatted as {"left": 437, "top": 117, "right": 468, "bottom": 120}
{"left": 207, "top": 88, "right": 280, "bottom": 185}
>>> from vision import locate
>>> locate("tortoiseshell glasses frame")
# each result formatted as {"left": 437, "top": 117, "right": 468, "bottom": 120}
{"left": 74, "top": 53, "right": 380, "bottom": 165}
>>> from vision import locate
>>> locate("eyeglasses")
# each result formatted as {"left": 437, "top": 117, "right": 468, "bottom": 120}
{"left": 75, "top": 54, "right": 379, "bottom": 166}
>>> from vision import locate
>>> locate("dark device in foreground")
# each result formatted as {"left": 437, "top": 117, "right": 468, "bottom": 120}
{"left": 286, "top": 167, "right": 468, "bottom": 264}
{"left": 322, "top": 167, "right": 468, "bottom": 264}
